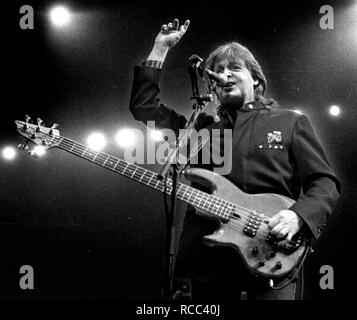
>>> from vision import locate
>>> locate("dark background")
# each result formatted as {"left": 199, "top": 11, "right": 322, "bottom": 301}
{"left": 0, "top": 0, "right": 356, "bottom": 300}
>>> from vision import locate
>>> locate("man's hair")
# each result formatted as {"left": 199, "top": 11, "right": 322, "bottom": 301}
{"left": 206, "top": 41, "right": 273, "bottom": 106}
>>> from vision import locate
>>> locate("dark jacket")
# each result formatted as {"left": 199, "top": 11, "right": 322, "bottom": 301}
{"left": 130, "top": 65, "right": 340, "bottom": 241}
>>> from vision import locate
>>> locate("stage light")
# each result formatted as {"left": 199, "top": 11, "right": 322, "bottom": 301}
{"left": 49, "top": 5, "right": 72, "bottom": 27}
{"left": 86, "top": 133, "right": 107, "bottom": 151}
{"left": 150, "top": 130, "right": 163, "bottom": 141}
{"left": 2, "top": 146, "right": 16, "bottom": 160}
{"left": 31, "top": 146, "right": 46, "bottom": 157}
{"left": 293, "top": 109, "right": 303, "bottom": 115}
{"left": 329, "top": 105, "right": 341, "bottom": 117}
{"left": 115, "top": 129, "right": 136, "bottom": 148}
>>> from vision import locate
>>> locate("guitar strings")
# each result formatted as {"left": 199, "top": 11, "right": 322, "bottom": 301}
{"left": 48, "top": 135, "right": 298, "bottom": 243}
{"left": 56, "top": 136, "right": 300, "bottom": 243}
{"left": 55, "top": 136, "right": 299, "bottom": 242}
{"left": 57, "top": 136, "right": 260, "bottom": 221}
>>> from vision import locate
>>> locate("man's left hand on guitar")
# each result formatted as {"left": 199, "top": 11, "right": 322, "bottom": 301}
{"left": 268, "top": 210, "right": 304, "bottom": 243}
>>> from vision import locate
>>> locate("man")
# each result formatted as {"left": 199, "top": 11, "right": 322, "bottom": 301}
{"left": 129, "top": 19, "right": 340, "bottom": 300}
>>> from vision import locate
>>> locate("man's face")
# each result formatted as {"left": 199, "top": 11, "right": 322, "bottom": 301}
{"left": 213, "top": 58, "right": 255, "bottom": 107}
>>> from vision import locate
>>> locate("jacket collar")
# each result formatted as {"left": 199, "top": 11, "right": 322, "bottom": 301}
{"left": 217, "top": 100, "right": 267, "bottom": 117}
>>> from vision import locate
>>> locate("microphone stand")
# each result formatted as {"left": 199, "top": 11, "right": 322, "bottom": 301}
{"left": 159, "top": 54, "right": 214, "bottom": 300}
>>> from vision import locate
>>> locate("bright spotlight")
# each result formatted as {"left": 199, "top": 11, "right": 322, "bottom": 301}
{"left": 49, "top": 6, "right": 72, "bottom": 27}
{"left": 2, "top": 146, "right": 16, "bottom": 160}
{"left": 329, "top": 105, "right": 341, "bottom": 117}
{"left": 86, "top": 133, "right": 107, "bottom": 151}
{"left": 150, "top": 130, "right": 163, "bottom": 141}
{"left": 31, "top": 146, "right": 46, "bottom": 157}
{"left": 293, "top": 109, "right": 303, "bottom": 115}
{"left": 115, "top": 129, "right": 136, "bottom": 148}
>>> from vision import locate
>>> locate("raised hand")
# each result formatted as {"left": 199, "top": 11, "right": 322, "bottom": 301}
{"left": 154, "top": 18, "right": 190, "bottom": 49}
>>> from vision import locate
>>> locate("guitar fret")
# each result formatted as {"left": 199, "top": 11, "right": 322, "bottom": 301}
{"left": 187, "top": 189, "right": 194, "bottom": 203}
{"left": 192, "top": 191, "right": 199, "bottom": 205}
{"left": 69, "top": 143, "right": 76, "bottom": 152}
{"left": 122, "top": 163, "right": 129, "bottom": 174}
{"left": 92, "top": 152, "right": 99, "bottom": 162}
{"left": 203, "top": 197, "right": 210, "bottom": 210}
{"left": 181, "top": 186, "right": 188, "bottom": 199}
{"left": 147, "top": 173, "right": 154, "bottom": 186}
{"left": 197, "top": 194, "right": 205, "bottom": 209}
{"left": 112, "top": 160, "right": 120, "bottom": 171}
{"left": 139, "top": 170, "right": 146, "bottom": 182}
{"left": 131, "top": 166, "right": 138, "bottom": 177}
{"left": 216, "top": 200, "right": 224, "bottom": 217}
{"left": 103, "top": 155, "right": 110, "bottom": 166}
{"left": 81, "top": 148, "right": 88, "bottom": 157}
{"left": 177, "top": 184, "right": 183, "bottom": 196}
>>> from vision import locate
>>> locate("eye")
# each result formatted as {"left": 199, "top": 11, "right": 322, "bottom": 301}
{"left": 231, "top": 64, "right": 241, "bottom": 70}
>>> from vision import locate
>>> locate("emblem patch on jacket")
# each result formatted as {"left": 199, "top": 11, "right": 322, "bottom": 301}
{"left": 267, "top": 131, "right": 282, "bottom": 144}
{"left": 258, "top": 130, "right": 284, "bottom": 151}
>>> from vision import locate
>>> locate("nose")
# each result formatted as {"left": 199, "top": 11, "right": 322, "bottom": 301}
{"left": 222, "top": 67, "right": 232, "bottom": 80}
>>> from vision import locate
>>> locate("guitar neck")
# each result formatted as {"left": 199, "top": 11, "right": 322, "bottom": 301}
{"left": 57, "top": 136, "right": 231, "bottom": 219}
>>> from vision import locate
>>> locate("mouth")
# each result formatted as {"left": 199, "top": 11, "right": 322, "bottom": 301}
{"left": 224, "top": 82, "right": 235, "bottom": 88}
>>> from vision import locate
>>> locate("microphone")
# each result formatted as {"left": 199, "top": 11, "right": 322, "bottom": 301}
{"left": 205, "top": 69, "right": 228, "bottom": 87}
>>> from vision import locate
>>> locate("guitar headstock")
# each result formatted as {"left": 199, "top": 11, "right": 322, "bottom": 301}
{"left": 15, "top": 115, "right": 61, "bottom": 157}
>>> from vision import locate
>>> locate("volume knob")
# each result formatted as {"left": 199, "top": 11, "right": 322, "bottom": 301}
{"left": 251, "top": 247, "right": 259, "bottom": 256}
{"left": 258, "top": 260, "right": 265, "bottom": 267}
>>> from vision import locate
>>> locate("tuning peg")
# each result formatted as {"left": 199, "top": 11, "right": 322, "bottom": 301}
{"left": 23, "top": 115, "right": 31, "bottom": 130}
{"left": 36, "top": 118, "right": 44, "bottom": 132}
{"left": 49, "top": 123, "right": 59, "bottom": 136}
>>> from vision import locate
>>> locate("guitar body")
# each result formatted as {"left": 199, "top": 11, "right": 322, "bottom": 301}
{"left": 184, "top": 168, "right": 311, "bottom": 279}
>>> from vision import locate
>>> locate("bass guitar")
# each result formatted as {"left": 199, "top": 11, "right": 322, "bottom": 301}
{"left": 15, "top": 117, "right": 311, "bottom": 285}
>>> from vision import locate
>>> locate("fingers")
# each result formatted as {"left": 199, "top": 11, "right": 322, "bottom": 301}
{"left": 161, "top": 19, "right": 190, "bottom": 33}
{"left": 268, "top": 214, "right": 281, "bottom": 229}
{"left": 173, "top": 18, "right": 179, "bottom": 30}
{"left": 270, "top": 223, "right": 287, "bottom": 239}
{"left": 180, "top": 19, "right": 190, "bottom": 33}
{"left": 277, "top": 232, "right": 294, "bottom": 246}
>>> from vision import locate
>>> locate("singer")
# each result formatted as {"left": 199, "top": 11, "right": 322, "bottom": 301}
{"left": 129, "top": 18, "right": 340, "bottom": 300}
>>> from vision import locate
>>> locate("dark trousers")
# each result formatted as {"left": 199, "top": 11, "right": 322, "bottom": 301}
{"left": 173, "top": 272, "right": 303, "bottom": 301}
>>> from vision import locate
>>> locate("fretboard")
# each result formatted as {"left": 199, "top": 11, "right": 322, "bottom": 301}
{"left": 56, "top": 136, "right": 234, "bottom": 220}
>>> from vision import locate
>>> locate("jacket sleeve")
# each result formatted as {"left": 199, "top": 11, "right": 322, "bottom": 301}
{"left": 129, "top": 65, "right": 188, "bottom": 135}
{"left": 288, "top": 114, "right": 341, "bottom": 239}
